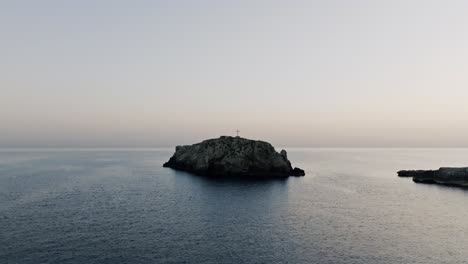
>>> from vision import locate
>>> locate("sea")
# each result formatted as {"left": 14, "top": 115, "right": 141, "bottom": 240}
{"left": 1, "top": 148, "right": 468, "bottom": 264}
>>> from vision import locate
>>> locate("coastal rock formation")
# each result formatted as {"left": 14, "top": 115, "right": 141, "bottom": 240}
{"left": 397, "top": 170, "right": 435, "bottom": 178}
{"left": 163, "top": 136, "right": 305, "bottom": 178}
{"left": 398, "top": 167, "right": 468, "bottom": 187}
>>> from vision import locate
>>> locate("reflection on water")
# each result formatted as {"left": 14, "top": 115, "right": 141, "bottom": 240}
{"left": 1, "top": 149, "right": 468, "bottom": 264}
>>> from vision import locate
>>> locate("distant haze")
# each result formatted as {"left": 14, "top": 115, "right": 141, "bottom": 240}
{"left": 2, "top": 0, "right": 468, "bottom": 147}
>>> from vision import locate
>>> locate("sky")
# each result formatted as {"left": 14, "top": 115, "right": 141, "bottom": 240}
{"left": 2, "top": 0, "right": 468, "bottom": 147}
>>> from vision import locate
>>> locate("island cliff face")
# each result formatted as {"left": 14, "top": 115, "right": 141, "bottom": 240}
{"left": 398, "top": 167, "right": 468, "bottom": 187}
{"left": 163, "top": 136, "right": 305, "bottom": 178}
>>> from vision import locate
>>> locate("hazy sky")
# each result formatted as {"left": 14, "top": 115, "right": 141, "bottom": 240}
{"left": 2, "top": 0, "right": 468, "bottom": 147}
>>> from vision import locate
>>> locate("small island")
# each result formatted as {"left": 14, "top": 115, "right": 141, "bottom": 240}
{"left": 163, "top": 136, "right": 305, "bottom": 178}
{"left": 398, "top": 167, "right": 468, "bottom": 187}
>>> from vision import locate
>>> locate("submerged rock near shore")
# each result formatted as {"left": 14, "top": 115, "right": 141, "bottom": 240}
{"left": 398, "top": 167, "right": 468, "bottom": 187}
{"left": 163, "top": 136, "right": 305, "bottom": 178}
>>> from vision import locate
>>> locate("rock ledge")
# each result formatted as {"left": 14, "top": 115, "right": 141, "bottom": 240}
{"left": 163, "top": 136, "right": 305, "bottom": 178}
{"left": 398, "top": 167, "right": 468, "bottom": 187}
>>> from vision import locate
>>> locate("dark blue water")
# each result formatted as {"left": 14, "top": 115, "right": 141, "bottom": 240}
{"left": 1, "top": 148, "right": 468, "bottom": 264}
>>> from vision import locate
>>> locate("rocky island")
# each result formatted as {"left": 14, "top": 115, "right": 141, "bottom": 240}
{"left": 398, "top": 167, "right": 468, "bottom": 187}
{"left": 163, "top": 136, "right": 305, "bottom": 178}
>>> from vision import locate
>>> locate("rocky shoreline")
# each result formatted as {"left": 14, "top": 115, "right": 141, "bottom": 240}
{"left": 398, "top": 167, "right": 468, "bottom": 187}
{"left": 163, "top": 136, "right": 305, "bottom": 178}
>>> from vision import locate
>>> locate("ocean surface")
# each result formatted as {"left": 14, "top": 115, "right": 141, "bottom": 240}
{"left": 1, "top": 148, "right": 468, "bottom": 264}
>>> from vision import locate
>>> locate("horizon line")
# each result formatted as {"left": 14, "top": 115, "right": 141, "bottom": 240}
{"left": 3, "top": 146, "right": 468, "bottom": 151}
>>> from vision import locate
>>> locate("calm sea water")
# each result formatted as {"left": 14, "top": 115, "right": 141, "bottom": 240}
{"left": 1, "top": 148, "right": 468, "bottom": 264}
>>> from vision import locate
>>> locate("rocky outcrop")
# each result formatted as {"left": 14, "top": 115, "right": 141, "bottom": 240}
{"left": 398, "top": 167, "right": 468, "bottom": 187}
{"left": 163, "top": 136, "right": 305, "bottom": 178}
{"left": 397, "top": 170, "right": 435, "bottom": 179}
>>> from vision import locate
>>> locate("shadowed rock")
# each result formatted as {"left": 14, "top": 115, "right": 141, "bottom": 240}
{"left": 163, "top": 136, "right": 305, "bottom": 178}
{"left": 398, "top": 167, "right": 468, "bottom": 187}
{"left": 397, "top": 170, "right": 436, "bottom": 179}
